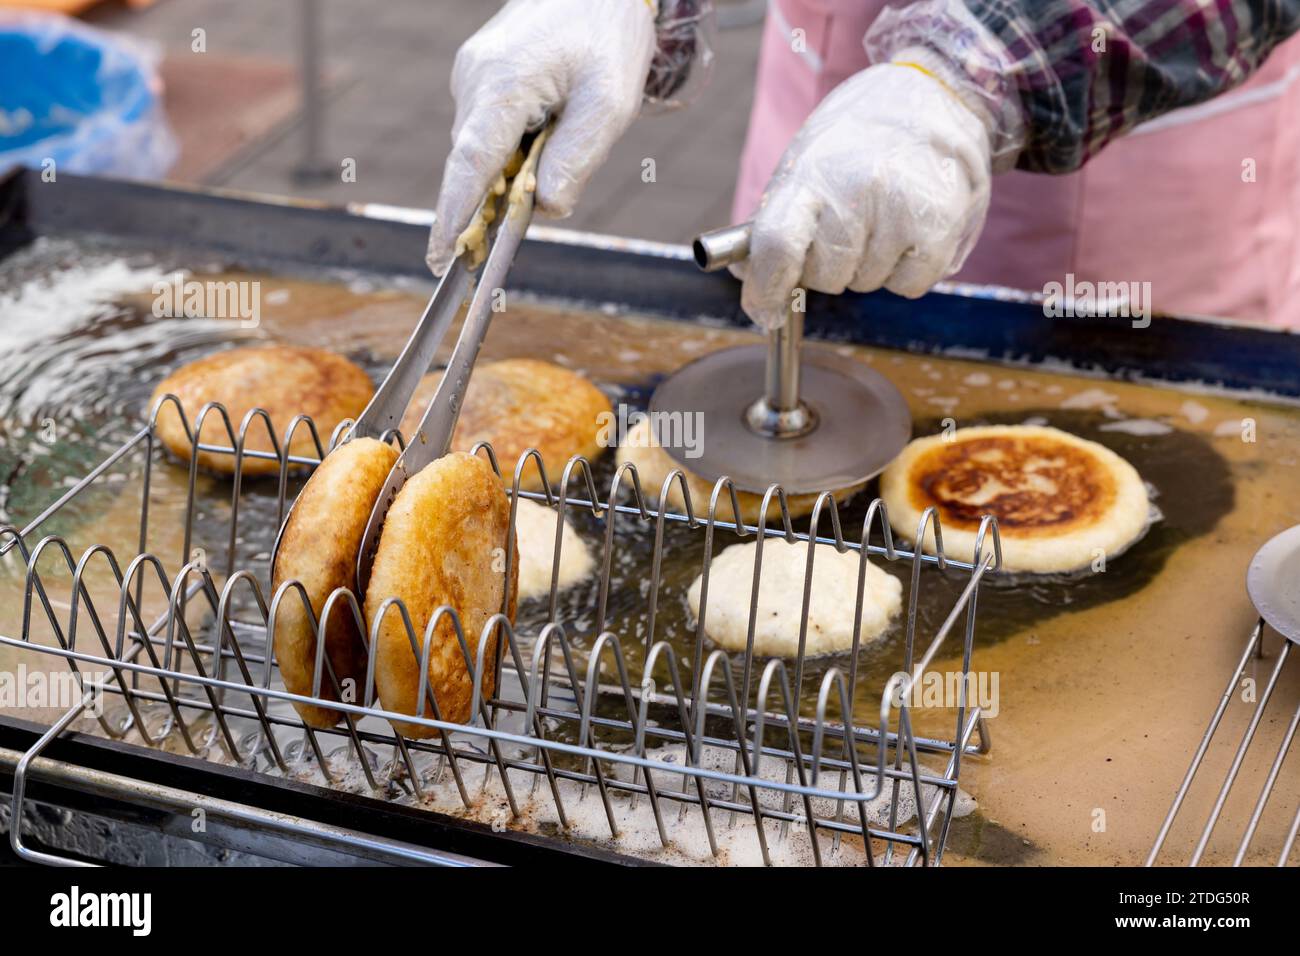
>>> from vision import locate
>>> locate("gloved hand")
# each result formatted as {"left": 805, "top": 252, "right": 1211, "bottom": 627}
{"left": 732, "top": 59, "right": 998, "bottom": 330}
{"left": 425, "top": 0, "right": 658, "bottom": 276}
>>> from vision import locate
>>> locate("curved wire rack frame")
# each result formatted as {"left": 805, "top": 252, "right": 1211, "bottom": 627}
{"left": 0, "top": 395, "right": 1001, "bottom": 867}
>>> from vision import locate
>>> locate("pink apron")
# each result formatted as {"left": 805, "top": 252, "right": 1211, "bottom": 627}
{"left": 733, "top": 0, "right": 1300, "bottom": 327}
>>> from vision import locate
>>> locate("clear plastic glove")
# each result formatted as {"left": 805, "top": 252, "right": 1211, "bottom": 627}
{"left": 425, "top": 0, "right": 658, "bottom": 276}
{"left": 732, "top": 60, "right": 997, "bottom": 330}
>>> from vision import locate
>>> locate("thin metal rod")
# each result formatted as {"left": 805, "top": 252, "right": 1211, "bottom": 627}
{"left": 292, "top": 0, "right": 333, "bottom": 180}
{"left": 0, "top": 427, "right": 148, "bottom": 558}
{"left": 1233, "top": 672, "right": 1300, "bottom": 865}
{"left": 1190, "top": 639, "right": 1291, "bottom": 865}
{"left": 766, "top": 311, "right": 802, "bottom": 413}
{"left": 1, "top": 747, "right": 493, "bottom": 867}
{"left": 0, "top": 631, "right": 944, "bottom": 807}
{"left": 1147, "top": 621, "right": 1263, "bottom": 866}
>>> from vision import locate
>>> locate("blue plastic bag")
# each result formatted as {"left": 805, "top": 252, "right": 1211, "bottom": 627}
{"left": 0, "top": 12, "right": 177, "bottom": 180}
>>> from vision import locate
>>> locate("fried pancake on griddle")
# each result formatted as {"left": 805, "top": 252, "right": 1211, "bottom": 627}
{"left": 687, "top": 538, "right": 902, "bottom": 658}
{"left": 512, "top": 496, "right": 595, "bottom": 600}
{"left": 880, "top": 424, "right": 1150, "bottom": 573}
{"left": 616, "top": 418, "right": 864, "bottom": 524}
{"left": 399, "top": 358, "right": 610, "bottom": 491}
{"left": 149, "top": 346, "right": 374, "bottom": 476}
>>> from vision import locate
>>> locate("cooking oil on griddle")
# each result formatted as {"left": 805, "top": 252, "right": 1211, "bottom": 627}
{"left": 4, "top": 240, "right": 1300, "bottom": 865}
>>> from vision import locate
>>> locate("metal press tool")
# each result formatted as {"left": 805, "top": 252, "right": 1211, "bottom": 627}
{"left": 649, "top": 222, "right": 912, "bottom": 494}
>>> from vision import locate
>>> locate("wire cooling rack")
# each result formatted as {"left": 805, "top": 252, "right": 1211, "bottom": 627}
{"left": 0, "top": 395, "right": 999, "bottom": 866}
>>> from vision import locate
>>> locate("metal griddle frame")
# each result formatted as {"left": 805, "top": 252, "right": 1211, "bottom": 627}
{"left": 0, "top": 170, "right": 1298, "bottom": 868}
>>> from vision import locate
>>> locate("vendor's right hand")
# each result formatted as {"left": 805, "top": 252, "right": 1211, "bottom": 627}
{"left": 425, "top": 0, "right": 659, "bottom": 276}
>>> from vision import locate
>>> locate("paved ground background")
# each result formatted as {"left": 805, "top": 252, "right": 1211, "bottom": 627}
{"left": 83, "top": 0, "right": 766, "bottom": 245}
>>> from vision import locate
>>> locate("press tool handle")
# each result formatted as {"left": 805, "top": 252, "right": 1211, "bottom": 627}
{"left": 693, "top": 223, "right": 817, "bottom": 440}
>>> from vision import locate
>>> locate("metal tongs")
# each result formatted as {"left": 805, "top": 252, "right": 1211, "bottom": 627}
{"left": 269, "top": 127, "right": 545, "bottom": 595}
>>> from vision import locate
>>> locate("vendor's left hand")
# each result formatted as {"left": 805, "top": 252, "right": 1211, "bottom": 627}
{"left": 731, "top": 61, "right": 995, "bottom": 330}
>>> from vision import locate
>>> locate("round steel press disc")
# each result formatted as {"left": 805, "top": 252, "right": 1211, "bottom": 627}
{"left": 1246, "top": 524, "right": 1300, "bottom": 646}
{"left": 648, "top": 344, "right": 912, "bottom": 495}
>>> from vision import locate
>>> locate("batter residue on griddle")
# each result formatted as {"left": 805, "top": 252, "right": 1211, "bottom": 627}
{"left": 911, "top": 435, "right": 1117, "bottom": 534}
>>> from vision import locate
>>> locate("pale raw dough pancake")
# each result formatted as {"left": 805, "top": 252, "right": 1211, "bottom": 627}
{"left": 272, "top": 438, "right": 397, "bottom": 728}
{"left": 879, "top": 424, "right": 1150, "bottom": 573}
{"left": 617, "top": 418, "right": 862, "bottom": 525}
{"left": 400, "top": 359, "right": 611, "bottom": 492}
{"left": 688, "top": 539, "right": 902, "bottom": 658}
{"left": 512, "top": 496, "right": 595, "bottom": 600}
{"left": 149, "top": 346, "right": 373, "bottom": 476}
{"left": 365, "top": 452, "right": 518, "bottom": 735}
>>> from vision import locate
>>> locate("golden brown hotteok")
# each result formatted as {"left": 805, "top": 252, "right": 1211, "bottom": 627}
{"left": 399, "top": 358, "right": 610, "bottom": 492}
{"left": 880, "top": 424, "right": 1150, "bottom": 573}
{"left": 149, "top": 346, "right": 374, "bottom": 476}
{"left": 365, "top": 451, "right": 518, "bottom": 736}
{"left": 271, "top": 437, "right": 398, "bottom": 727}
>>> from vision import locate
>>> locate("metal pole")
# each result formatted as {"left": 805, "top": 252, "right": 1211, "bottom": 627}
{"left": 293, "top": 0, "right": 334, "bottom": 181}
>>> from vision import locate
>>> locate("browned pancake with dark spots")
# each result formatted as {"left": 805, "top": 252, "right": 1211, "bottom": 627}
{"left": 910, "top": 434, "right": 1117, "bottom": 535}
{"left": 881, "top": 425, "right": 1150, "bottom": 573}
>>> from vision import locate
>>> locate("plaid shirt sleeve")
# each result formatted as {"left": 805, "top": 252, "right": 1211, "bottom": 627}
{"left": 867, "top": 1, "right": 1300, "bottom": 174}
{"left": 644, "top": 0, "right": 714, "bottom": 106}
{"left": 967, "top": 0, "right": 1300, "bottom": 172}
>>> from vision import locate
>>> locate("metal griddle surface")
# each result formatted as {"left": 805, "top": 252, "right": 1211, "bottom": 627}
{"left": 1, "top": 172, "right": 1299, "bottom": 866}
